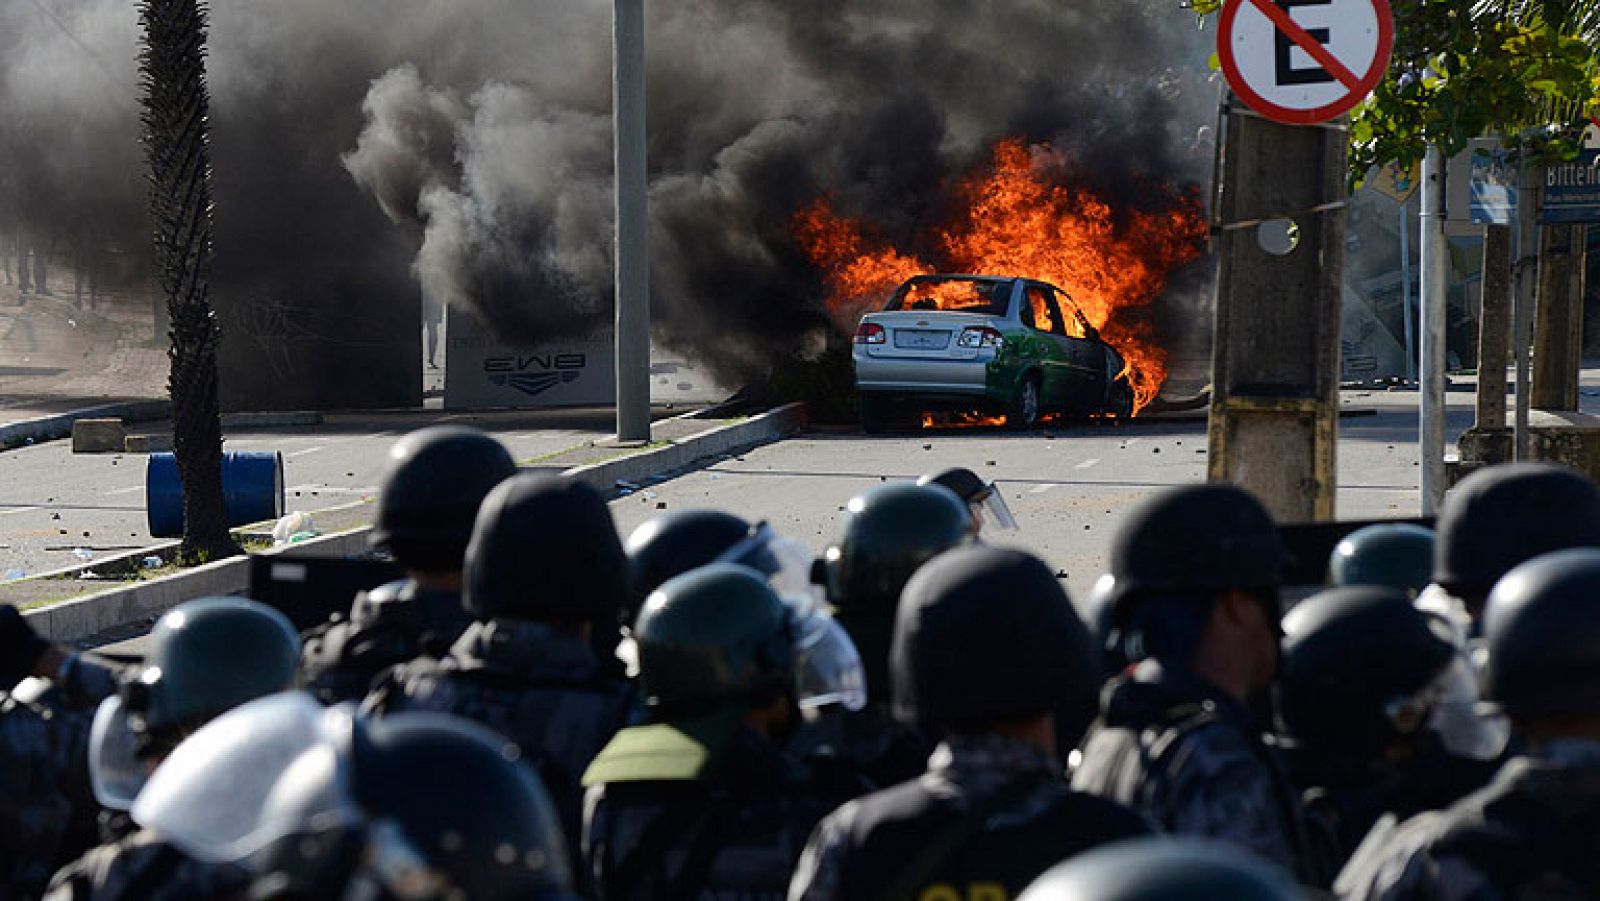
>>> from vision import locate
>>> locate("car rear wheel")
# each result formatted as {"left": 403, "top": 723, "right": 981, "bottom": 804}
{"left": 859, "top": 393, "right": 891, "bottom": 434}
{"left": 1106, "top": 377, "right": 1134, "bottom": 419}
{"left": 1007, "top": 376, "right": 1041, "bottom": 431}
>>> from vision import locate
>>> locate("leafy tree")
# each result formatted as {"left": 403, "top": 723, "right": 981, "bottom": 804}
{"left": 139, "top": 0, "right": 239, "bottom": 563}
{"left": 1190, "top": 0, "right": 1600, "bottom": 179}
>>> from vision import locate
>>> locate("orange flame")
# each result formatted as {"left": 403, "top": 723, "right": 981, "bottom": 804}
{"left": 794, "top": 139, "right": 1208, "bottom": 414}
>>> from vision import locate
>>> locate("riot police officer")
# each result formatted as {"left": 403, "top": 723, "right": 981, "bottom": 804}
{"left": 364, "top": 473, "right": 635, "bottom": 878}
{"left": 789, "top": 546, "right": 1150, "bottom": 900}
{"left": 1336, "top": 548, "right": 1600, "bottom": 899}
{"left": 48, "top": 597, "right": 301, "bottom": 901}
{"left": 1276, "top": 586, "right": 1503, "bottom": 872}
{"left": 1419, "top": 462, "right": 1600, "bottom": 648}
{"left": 1071, "top": 483, "right": 1320, "bottom": 883}
{"left": 0, "top": 605, "right": 121, "bottom": 897}
{"left": 916, "top": 467, "right": 1019, "bottom": 535}
{"left": 1017, "top": 837, "right": 1304, "bottom": 901}
{"left": 624, "top": 509, "right": 753, "bottom": 616}
{"left": 126, "top": 695, "right": 576, "bottom": 900}
{"left": 1327, "top": 523, "right": 1436, "bottom": 597}
{"left": 582, "top": 565, "right": 837, "bottom": 901}
{"left": 300, "top": 426, "right": 517, "bottom": 704}
{"left": 814, "top": 482, "right": 973, "bottom": 788}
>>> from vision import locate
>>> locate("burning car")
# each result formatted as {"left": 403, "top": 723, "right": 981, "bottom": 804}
{"left": 852, "top": 274, "right": 1132, "bottom": 432}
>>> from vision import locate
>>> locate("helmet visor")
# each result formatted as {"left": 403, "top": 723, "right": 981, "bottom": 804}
{"left": 1426, "top": 653, "right": 1510, "bottom": 762}
{"left": 89, "top": 696, "right": 149, "bottom": 811}
{"left": 976, "top": 486, "right": 1019, "bottom": 532}
{"left": 132, "top": 692, "right": 356, "bottom": 863}
{"left": 714, "top": 524, "right": 825, "bottom": 617}
{"left": 793, "top": 613, "right": 867, "bottom": 712}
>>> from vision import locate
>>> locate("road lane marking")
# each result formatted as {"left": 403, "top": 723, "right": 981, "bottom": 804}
{"left": 287, "top": 446, "right": 325, "bottom": 458}
{"left": 1030, "top": 483, "right": 1057, "bottom": 494}
{"left": 103, "top": 485, "right": 144, "bottom": 496}
{"left": 0, "top": 506, "right": 41, "bottom": 517}
{"left": 1075, "top": 458, "right": 1100, "bottom": 470}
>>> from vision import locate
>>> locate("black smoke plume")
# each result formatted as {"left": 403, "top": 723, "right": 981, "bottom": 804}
{"left": 4, "top": 0, "right": 1219, "bottom": 397}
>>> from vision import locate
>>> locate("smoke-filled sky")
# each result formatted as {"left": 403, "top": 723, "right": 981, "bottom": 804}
{"left": 1, "top": 0, "right": 1219, "bottom": 387}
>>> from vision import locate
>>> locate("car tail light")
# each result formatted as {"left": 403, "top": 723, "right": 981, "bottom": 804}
{"left": 957, "top": 326, "right": 1004, "bottom": 349}
{"left": 854, "top": 322, "right": 887, "bottom": 345}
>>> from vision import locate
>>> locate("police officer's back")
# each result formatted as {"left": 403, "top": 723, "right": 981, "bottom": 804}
{"left": 48, "top": 597, "right": 301, "bottom": 901}
{"left": 1071, "top": 484, "right": 1318, "bottom": 882}
{"left": 1337, "top": 548, "right": 1600, "bottom": 900}
{"left": 1276, "top": 587, "right": 1503, "bottom": 873}
{"left": 789, "top": 546, "right": 1149, "bottom": 901}
{"left": 300, "top": 426, "right": 517, "bottom": 704}
{"left": 0, "top": 605, "right": 121, "bottom": 898}
{"left": 582, "top": 565, "right": 835, "bottom": 901}
{"left": 363, "top": 474, "right": 635, "bottom": 871}
{"left": 811, "top": 483, "right": 972, "bottom": 789}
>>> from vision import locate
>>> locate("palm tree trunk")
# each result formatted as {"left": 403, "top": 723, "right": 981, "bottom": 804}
{"left": 140, "top": 0, "right": 238, "bottom": 563}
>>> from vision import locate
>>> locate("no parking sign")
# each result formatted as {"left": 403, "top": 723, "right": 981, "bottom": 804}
{"left": 1218, "top": 0, "right": 1394, "bottom": 125}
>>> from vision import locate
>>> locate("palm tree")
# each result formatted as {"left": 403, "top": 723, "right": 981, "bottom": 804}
{"left": 139, "top": 0, "right": 238, "bottom": 563}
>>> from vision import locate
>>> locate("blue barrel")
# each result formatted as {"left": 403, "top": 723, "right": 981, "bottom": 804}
{"left": 146, "top": 451, "right": 285, "bottom": 538}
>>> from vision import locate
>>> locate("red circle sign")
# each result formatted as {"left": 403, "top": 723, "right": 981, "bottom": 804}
{"left": 1218, "top": 0, "right": 1394, "bottom": 126}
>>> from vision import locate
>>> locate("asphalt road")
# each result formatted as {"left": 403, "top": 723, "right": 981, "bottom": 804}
{"left": 0, "top": 408, "right": 637, "bottom": 577}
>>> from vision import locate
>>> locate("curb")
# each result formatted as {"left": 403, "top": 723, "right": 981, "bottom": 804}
{"left": 0, "top": 400, "right": 170, "bottom": 451}
{"left": 23, "top": 403, "right": 808, "bottom": 643}
{"left": 25, "top": 529, "right": 372, "bottom": 643}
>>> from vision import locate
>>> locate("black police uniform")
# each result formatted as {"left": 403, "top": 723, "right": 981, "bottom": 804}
{"left": 790, "top": 733, "right": 1149, "bottom": 900}
{"left": 299, "top": 580, "right": 471, "bottom": 705}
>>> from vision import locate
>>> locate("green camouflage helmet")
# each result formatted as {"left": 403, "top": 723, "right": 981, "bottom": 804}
{"left": 634, "top": 564, "right": 795, "bottom": 714}
{"left": 128, "top": 596, "right": 301, "bottom": 734}
{"left": 823, "top": 482, "right": 974, "bottom": 611}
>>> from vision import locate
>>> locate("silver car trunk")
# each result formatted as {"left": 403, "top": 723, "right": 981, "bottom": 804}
{"left": 858, "top": 311, "right": 998, "bottom": 360}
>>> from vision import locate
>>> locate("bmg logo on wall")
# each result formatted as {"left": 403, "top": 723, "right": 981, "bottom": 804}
{"left": 484, "top": 353, "right": 588, "bottom": 399}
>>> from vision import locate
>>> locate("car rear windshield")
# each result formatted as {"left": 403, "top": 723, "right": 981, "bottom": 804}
{"left": 885, "top": 278, "right": 1012, "bottom": 315}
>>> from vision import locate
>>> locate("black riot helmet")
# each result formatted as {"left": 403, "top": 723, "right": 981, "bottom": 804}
{"left": 1102, "top": 483, "right": 1285, "bottom": 614}
{"left": 624, "top": 510, "right": 751, "bottom": 621}
{"left": 1086, "top": 574, "right": 1131, "bottom": 680}
{"left": 1434, "top": 463, "right": 1600, "bottom": 606}
{"left": 893, "top": 547, "right": 1099, "bottom": 744}
{"left": 1018, "top": 837, "right": 1302, "bottom": 901}
{"left": 1278, "top": 586, "right": 1454, "bottom": 757}
{"left": 824, "top": 482, "right": 974, "bottom": 609}
{"left": 463, "top": 473, "right": 628, "bottom": 625}
{"left": 257, "top": 711, "right": 573, "bottom": 900}
{"left": 131, "top": 698, "right": 574, "bottom": 901}
{"left": 372, "top": 426, "right": 518, "bottom": 572}
{"left": 1482, "top": 548, "right": 1600, "bottom": 720}
{"left": 824, "top": 482, "right": 972, "bottom": 704}
{"left": 633, "top": 564, "right": 796, "bottom": 716}
{"left": 1327, "top": 523, "right": 1436, "bottom": 597}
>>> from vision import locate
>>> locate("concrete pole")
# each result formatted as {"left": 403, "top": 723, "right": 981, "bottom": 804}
{"left": 1531, "top": 224, "right": 1582, "bottom": 410}
{"left": 1474, "top": 225, "right": 1511, "bottom": 433}
{"left": 613, "top": 0, "right": 651, "bottom": 443}
{"left": 1419, "top": 145, "right": 1447, "bottom": 514}
{"left": 1207, "top": 98, "right": 1346, "bottom": 522}
{"left": 1511, "top": 162, "right": 1542, "bottom": 460}
{"left": 1399, "top": 203, "right": 1415, "bottom": 382}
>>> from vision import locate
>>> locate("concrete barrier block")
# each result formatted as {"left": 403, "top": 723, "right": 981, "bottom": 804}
{"left": 124, "top": 433, "right": 174, "bottom": 454}
{"left": 71, "top": 419, "right": 126, "bottom": 454}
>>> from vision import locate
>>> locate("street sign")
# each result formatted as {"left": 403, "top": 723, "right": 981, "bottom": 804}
{"left": 1218, "top": 0, "right": 1394, "bottom": 125}
{"left": 1584, "top": 117, "right": 1600, "bottom": 150}
{"left": 1540, "top": 149, "right": 1600, "bottom": 225}
{"left": 1370, "top": 159, "right": 1419, "bottom": 204}
{"left": 1468, "top": 139, "right": 1518, "bottom": 225}
{"left": 442, "top": 307, "right": 617, "bottom": 410}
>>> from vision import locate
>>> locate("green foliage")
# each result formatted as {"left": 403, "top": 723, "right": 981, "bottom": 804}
{"left": 1185, "top": 0, "right": 1600, "bottom": 181}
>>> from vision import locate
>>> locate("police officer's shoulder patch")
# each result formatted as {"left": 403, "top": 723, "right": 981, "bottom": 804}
{"left": 582, "top": 709, "right": 743, "bottom": 786}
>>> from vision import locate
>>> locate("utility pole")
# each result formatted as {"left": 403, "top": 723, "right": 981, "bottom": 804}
{"left": 613, "top": 0, "right": 651, "bottom": 443}
{"left": 1418, "top": 145, "right": 1447, "bottom": 514}
{"left": 1511, "top": 159, "right": 1542, "bottom": 460}
{"left": 1474, "top": 225, "right": 1511, "bottom": 434}
{"left": 1207, "top": 97, "right": 1348, "bottom": 522}
{"left": 1531, "top": 223, "right": 1583, "bottom": 410}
